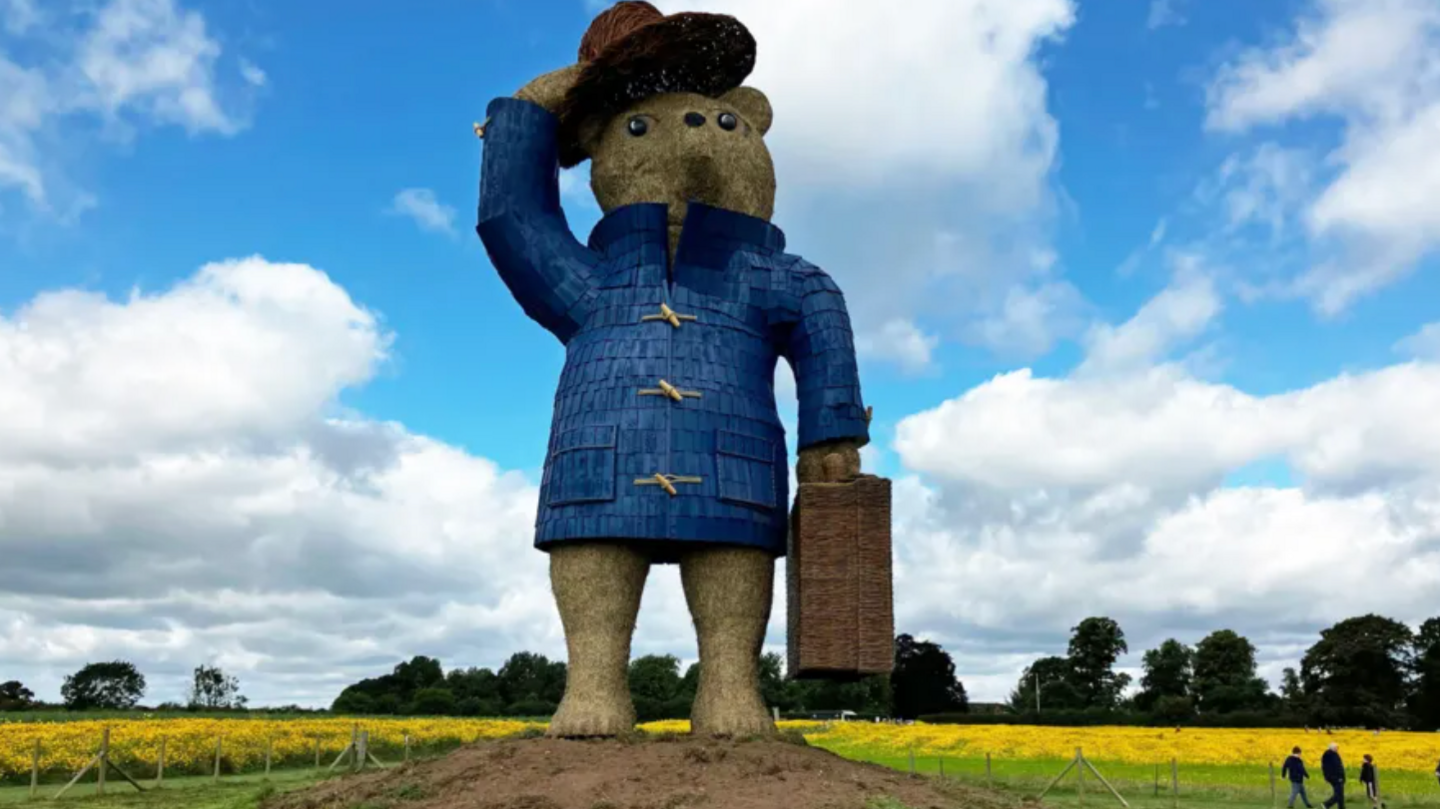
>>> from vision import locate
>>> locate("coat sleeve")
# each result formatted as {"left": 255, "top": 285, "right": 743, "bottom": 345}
{"left": 475, "top": 97, "right": 600, "bottom": 344}
{"left": 777, "top": 259, "right": 871, "bottom": 450}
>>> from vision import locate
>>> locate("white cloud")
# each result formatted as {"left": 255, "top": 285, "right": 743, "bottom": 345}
{"left": 0, "top": 258, "right": 765, "bottom": 706}
{"left": 886, "top": 280, "right": 1440, "bottom": 695}
{"left": 1396, "top": 323, "right": 1440, "bottom": 361}
{"left": 2, "top": 0, "right": 38, "bottom": 34}
{"left": 0, "top": 0, "right": 258, "bottom": 215}
{"left": 658, "top": 0, "right": 1074, "bottom": 202}
{"left": 1147, "top": 0, "right": 1185, "bottom": 29}
{"left": 1214, "top": 144, "right": 1315, "bottom": 236}
{"left": 856, "top": 318, "right": 938, "bottom": 375}
{"left": 647, "top": 0, "right": 1079, "bottom": 372}
{"left": 971, "top": 280, "right": 1086, "bottom": 358}
{"left": 388, "top": 188, "right": 457, "bottom": 236}
{"left": 1078, "top": 266, "right": 1220, "bottom": 376}
{"left": 1204, "top": 0, "right": 1440, "bottom": 312}
{"left": 77, "top": 0, "right": 242, "bottom": 135}
{"left": 239, "top": 58, "right": 266, "bottom": 88}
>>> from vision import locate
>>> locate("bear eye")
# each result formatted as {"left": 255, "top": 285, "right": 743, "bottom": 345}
{"left": 717, "top": 112, "right": 738, "bottom": 131}
{"left": 627, "top": 116, "right": 649, "bottom": 137}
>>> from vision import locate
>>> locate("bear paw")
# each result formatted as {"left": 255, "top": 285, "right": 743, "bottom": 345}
{"left": 689, "top": 689, "right": 775, "bottom": 738}
{"left": 546, "top": 692, "right": 637, "bottom": 738}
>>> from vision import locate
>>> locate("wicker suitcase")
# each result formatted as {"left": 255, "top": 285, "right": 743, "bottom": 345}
{"left": 786, "top": 475, "right": 894, "bottom": 679}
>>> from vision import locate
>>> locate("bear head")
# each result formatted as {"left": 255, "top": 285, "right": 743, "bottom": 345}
{"left": 577, "top": 86, "right": 775, "bottom": 249}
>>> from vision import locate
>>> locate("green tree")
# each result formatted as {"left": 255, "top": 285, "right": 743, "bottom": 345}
{"left": 1067, "top": 618, "right": 1131, "bottom": 709}
{"left": 1409, "top": 617, "right": 1440, "bottom": 730}
{"left": 61, "top": 661, "right": 146, "bottom": 710}
{"left": 629, "top": 654, "right": 687, "bottom": 721}
{"left": 409, "top": 687, "right": 457, "bottom": 716}
{"left": 0, "top": 681, "right": 35, "bottom": 711}
{"left": 1192, "top": 630, "right": 1270, "bottom": 714}
{"left": 1009, "top": 655, "right": 1084, "bottom": 712}
{"left": 445, "top": 667, "right": 502, "bottom": 704}
{"left": 1301, "top": 614, "right": 1414, "bottom": 727}
{"left": 393, "top": 656, "right": 445, "bottom": 692}
{"left": 891, "top": 634, "right": 968, "bottom": 719}
{"left": 1136, "top": 639, "right": 1195, "bottom": 712}
{"left": 188, "top": 665, "right": 246, "bottom": 710}
{"left": 496, "top": 652, "right": 566, "bottom": 710}
{"left": 1280, "top": 667, "right": 1307, "bottom": 714}
{"left": 628, "top": 655, "right": 682, "bottom": 702}
{"left": 331, "top": 691, "right": 375, "bottom": 714}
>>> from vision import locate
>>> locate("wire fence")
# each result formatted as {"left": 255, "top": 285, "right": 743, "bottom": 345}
{"left": 6, "top": 726, "right": 1440, "bottom": 806}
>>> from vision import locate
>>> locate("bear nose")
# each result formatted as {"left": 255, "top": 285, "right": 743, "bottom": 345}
{"left": 684, "top": 112, "right": 706, "bottom": 128}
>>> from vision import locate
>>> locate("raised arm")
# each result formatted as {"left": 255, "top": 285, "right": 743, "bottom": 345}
{"left": 778, "top": 260, "right": 871, "bottom": 482}
{"left": 476, "top": 66, "right": 598, "bottom": 344}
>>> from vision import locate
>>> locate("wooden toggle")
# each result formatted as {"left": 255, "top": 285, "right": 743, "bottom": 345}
{"left": 641, "top": 303, "right": 697, "bottom": 327}
{"left": 639, "top": 380, "right": 701, "bottom": 400}
{"left": 634, "top": 473, "right": 703, "bottom": 496}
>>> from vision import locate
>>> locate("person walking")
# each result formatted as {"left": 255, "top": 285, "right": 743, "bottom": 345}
{"left": 1283, "top": 746, "right": 1315, "bottom": 809}
{"left": 1322, "top": 743, "right": 1346, "bottom": 809}
{"left": 1359, "top": 754, "right": 1384, "bottom": 808}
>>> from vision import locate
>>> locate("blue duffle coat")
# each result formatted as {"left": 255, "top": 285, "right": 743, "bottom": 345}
{"left": 476, "top": 97, "right": 869, "bottom": 560}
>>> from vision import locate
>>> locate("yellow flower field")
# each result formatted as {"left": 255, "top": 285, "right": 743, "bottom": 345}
{"left": 2, "top": 717, "right": 1438, "bottom": 781}
{"left": 806, "top": 723, "right": 1440, "bottom": 773}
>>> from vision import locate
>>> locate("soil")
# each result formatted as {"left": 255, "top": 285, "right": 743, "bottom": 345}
{"left": 262, "top": 732, "right": 1026, "bottom": 809}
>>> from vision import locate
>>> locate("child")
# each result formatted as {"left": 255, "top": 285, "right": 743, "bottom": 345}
{"left": 1360, "top": 754, "right": 1384, "bottom": 808}
{"left": 1283, "top": 746, "right": 1314, "bottom": 809}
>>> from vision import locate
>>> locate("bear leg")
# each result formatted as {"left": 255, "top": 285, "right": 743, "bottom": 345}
{"left": 547, "top": 541, "right": 650, "bottom": 737}
{"left": 680, "top": 545, "right": 776, "bottom": 737}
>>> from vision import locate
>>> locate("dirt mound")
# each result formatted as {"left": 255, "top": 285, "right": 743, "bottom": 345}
{"left": 264, "top": 733, "right": 1023, "bottom": 809}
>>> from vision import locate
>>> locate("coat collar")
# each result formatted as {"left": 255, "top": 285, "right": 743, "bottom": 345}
{"left": 586, "top": 202, "right": 786, "bottom": 266}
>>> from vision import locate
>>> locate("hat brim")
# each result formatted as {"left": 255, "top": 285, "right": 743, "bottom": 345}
{"left": 555, "top": 12, "right": 756, "bottom": 169}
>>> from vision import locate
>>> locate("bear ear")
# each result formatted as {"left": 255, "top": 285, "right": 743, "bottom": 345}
{"left": 720, "top": 86, "right": 772, "bottom": 136}
{"left": 578, "top": 115, "right": 608, "bottom": 159}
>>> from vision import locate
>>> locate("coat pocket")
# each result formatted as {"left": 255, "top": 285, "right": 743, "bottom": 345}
{"left": 546, "top": 425, "right": 618, "bottom": 506}
{"left": 715, "top": 430, "right": 778, "bottom": 509}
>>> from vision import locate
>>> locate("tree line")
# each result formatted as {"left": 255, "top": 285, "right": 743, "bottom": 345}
{"left": 327, "top": 634, "right": 968, "bottom": 721}
{"left": 0, "top": 635, "right": 971, "bottom": 722}
{"left": 988, "top": 614, "right": 1440, "bottom": 729}
{"left": 9, "top": 613, "right": 1437, "bottom": 729}
{"left": 1, "top": 663, "right": 260, "bottom": 712}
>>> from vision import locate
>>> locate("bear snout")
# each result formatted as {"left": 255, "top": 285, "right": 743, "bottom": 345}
{"left": 683, "top": 111, "right": 706, "bottom": 127}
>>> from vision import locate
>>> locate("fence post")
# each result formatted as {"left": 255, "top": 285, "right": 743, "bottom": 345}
{"left": 157, "top": 738, "right": 166, "bottom": 787}
{"left": 29, "top": 739, "right": 40, "bottom": 798}
{"left": 1270, "top": 762, "right": 1277, "bottom": 807}
{"left": 265, "top": 737, "right": 273, "bottom": 779}
{"left": 97, "top": 727, "right": 109, "bottom": 795}
{"left": 1171, "top": 758, "right": 1179, "bottom": 809}
{"left": 1077, "top": 747, "right": 1084, "bottom": 806}
{"left": 314, "top": 736, "right": 321, "bottom": 770}
{"left": 986, "top": 752, "right": 993, "bottom": 788}
{"left": 909, "top": 747, "right": 916, "bottom": 775}
{"left": 214, "top": 737, "right": 223, "bottom": 783}
{"left": 404, "top": 734, "right": 411, "bottom": 763}
{"left": 350, "top": 724, "right": 359, "bottom": 772}
{"left": 1154, "top": 763, "right": 1160, "bottom": 797}
{"left": 939, "top": 757, "right": 945, "bottom": 779}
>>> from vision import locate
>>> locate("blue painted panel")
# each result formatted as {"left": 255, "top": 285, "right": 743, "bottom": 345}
{"left": 546, "top": 424, "right": 617, "bottom": 506}
{"left": 716, "top": 429, "right": 778, "bottom": 509}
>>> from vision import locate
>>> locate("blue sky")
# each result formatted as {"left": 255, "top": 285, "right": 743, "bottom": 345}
{"left": 3, "top": 0, "right": 1440, "bottom": 707}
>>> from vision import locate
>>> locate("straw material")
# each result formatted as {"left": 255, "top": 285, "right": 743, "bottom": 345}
{"left": 547, "top": 542, "right": 651, "bottom": 737}
{"left": 787, "top": 476, "right": 894, "bottom": 678}
{"left": 681, "top": 546, "right": 777, "bottom": 737}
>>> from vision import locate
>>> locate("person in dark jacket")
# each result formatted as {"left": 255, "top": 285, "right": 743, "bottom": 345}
{"left": 1322, "top": 743, "right": 1346, "bottom": 809}
{"left": 1283, "top": 746, "right": 1315, "bottom": 808}
{"left": 1359, "top": 754, "right": 1384, "bottom": 808}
